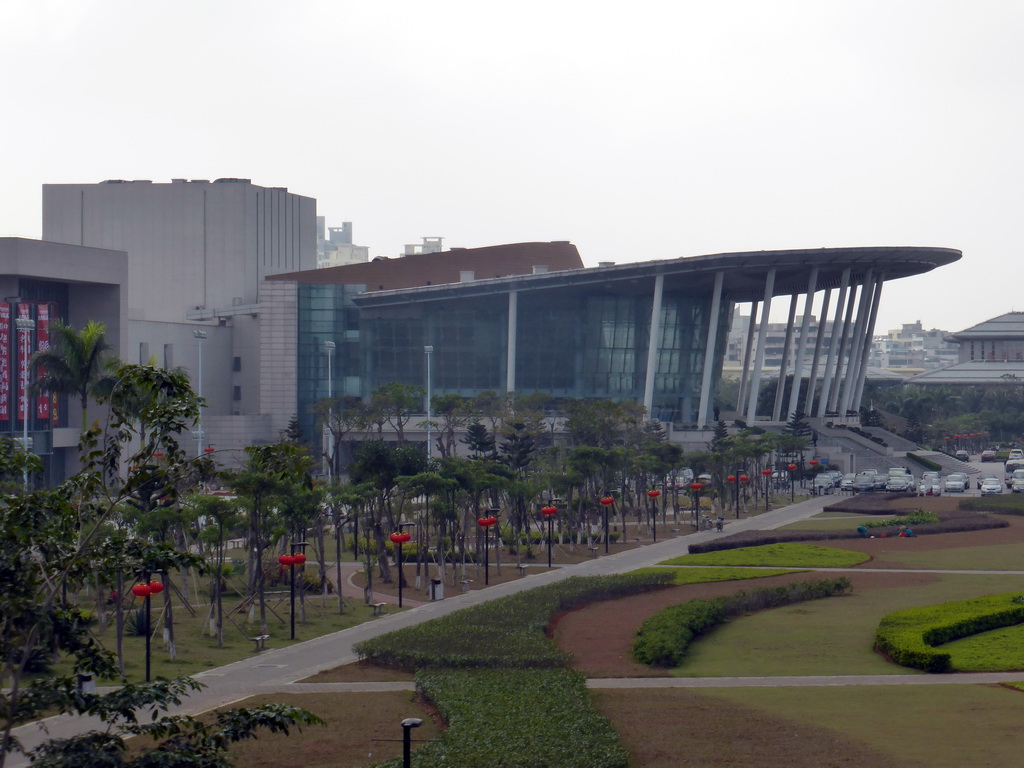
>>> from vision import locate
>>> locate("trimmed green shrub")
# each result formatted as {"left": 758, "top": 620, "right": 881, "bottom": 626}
{"left": 632, "top": 577, "right": 853, "bottom": 667}
{"left": 875, "top": 592, "right": 1024, "bottom": 673}
{"left": 863, "top": 510, "right": 940, "bottom": 528}
{"left": 353, "top": 571, "right": 675, "bottom": 670}
{"left": 906, "top": 452, "right": 942, "bottom": 471}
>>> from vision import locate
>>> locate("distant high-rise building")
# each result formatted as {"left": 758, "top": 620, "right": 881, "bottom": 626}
{"left": 316, "top": 218, "right": 370, "bottom": 268}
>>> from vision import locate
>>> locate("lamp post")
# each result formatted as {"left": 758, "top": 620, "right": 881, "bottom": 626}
{"left": 689, "top": 483, "right": 703, "bottom": 529}
{"left": 389, "top": 530, "right": 411, "bottom": 607}
{"left": 193, "top": 330, "right": 207, "bottom": 458}
{"left": 727, "top": 474, "right": 738, "bottom": 519}
{"left": 599, "top": 496, "right": 614, "bottom": 553}
{"left": 761, "top": 468, "right": 773, "bottom": 511}
{"left": 278, "top": 546, "right": 307, "bottom": 640}
{"left": 401, "top": 717, "right": 423, "bottom": 768}
{"left": 646, "top": 489, "right": 661, "bottom": 541}
{"left": 323, "top": 341, "right": 336, "bottom": 477}
{"left": 132, "top": 578, "right": 163, "bottom": 682}
{"left": 477, "top": 512, "right": 498, "bottom": 585}
{"left": 739, "top": 475, "right": 749, "bottom": 517}
{"left": 809, "top": 459, "right": 819, "bottom": 495}
{"left": 424, "top": 345, "right": 433, "bottom": 460}
{"left": 787, "top": 463, "right": 797, "bottom": 502}
{"left": 541, "top": 503, "right": 558, "bottom": 568}
{"left": 15, "top": 317, "right": 33, "bottom": 491}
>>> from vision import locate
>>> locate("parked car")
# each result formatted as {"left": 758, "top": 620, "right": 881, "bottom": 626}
{"left": 943, "top": 472, "right": 968, "bottom": 493}
{"left": 981, "top": 450, "right": 998, "bottom": 462}
{"left": 840, "top": 473, "right": 856, "bottom": 491}
{"left": 1009, "top": 449, "right": 1024, "bottom": 461}
{"left": 886, "top": 474, "right": 914, "bottom": 493}
{"left": 977, "top": 473, "right": 999, "bottom": 489}
{"left": 980, "top": 476, "right": 1003, "bottom": 495}
{"left": 853, "top": 471, "right": 878, "bottom": 492}
{"left": 1004, "top": 460, "right": 1024, "bottom": 487}
{"left": 1012, "top": 470, "right": 1024, "bottom": 494}
{"left": 919, "top": 478, "right": 942, "bottom": 496}
{"left": 812, "top": 473, "right": 834, "bottom": 495}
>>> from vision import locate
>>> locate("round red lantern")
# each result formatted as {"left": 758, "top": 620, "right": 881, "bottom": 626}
{"left": 809, "top": 460, "right": 819, "bottom": 467}
{"left": 600, "top": 496, "right": 614, "bottom": 506}
{"left": 787, "top": 463, "right": 797, "bottom": 471}
{"left": 727, "top": 475, "right": 736, "bottom": 483}
{"left": 131, "top": 583, "right": 151, "bottom": 598}
{"left": 278, "top": 554, "right": 296, "bottom": 566}
{"left": 389, "top": 532, "right": 403, "bottom": 544}
{"left": 739, "top": 475, "right": 749, "bottom": 483}
{"left": 292, "top": 552, "right": 307, "bottom": 564}
{"left": 541, "top": 505, "right": 558, "bottom": 517}
{"left": 647, "top": 489, "right": 661, "bottom": 499}
{"left": 203, "top": 446, "right": 216, "bottom": 453}
{"left": 148, "top": 581, "right": 164, "bottom": 595}
{"left": 761, "top": 468, "right": 773, "bottom": 477}
{"left": 152, "top": 452, "right": 165, "bottom": 458}
{"left": 689, "top": 482, "right": 703, "bottom": 492}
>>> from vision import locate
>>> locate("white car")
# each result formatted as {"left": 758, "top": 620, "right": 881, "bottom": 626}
{"left": 943, "top": 473, "right": 968, "bottom": 493}
{"left": 981, "top": 476, "right": 1003, "bottom": 495}
{"left": 1009, "top": 449, "right": 1024, "bottom": 461}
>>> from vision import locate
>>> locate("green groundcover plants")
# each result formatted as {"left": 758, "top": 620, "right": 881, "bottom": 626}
{"left": 357, "top": 573, "right": 673, "bottom": 768}
{"left": 632, "top": 577, "right": 853, "bottom": 667}
{"left": 875, "top": 592, "right": 1024, "bottom": 673}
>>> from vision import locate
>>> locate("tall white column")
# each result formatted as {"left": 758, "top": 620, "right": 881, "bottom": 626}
{"left": 804, "top": 288, "right": 832, "bottom": 416}
{"left": 736, "top": 303, "right": 759, "bottom": 411}
{"left": 697, "top": 271, "right": 725, "bottom": 426}
{"left": 827, "top": 281, "right": 860, "bottom": 414}
{"left": 643, "top": 274, "right": 665, "bottom": 420}
{"left": 771, "top": 295, "right": 799, "bottom": 422}
{"left": 787, "top": 267, "right": 819, "bottom": 421}
{"left": 838, "top": 270, "right": 874, "bottom": 414}
{"left": 816, "top": 268, "right": 851, "bottom": 417}
{"left": 506, "top": 290, "right": 517, "bottom": 393}
{"left": 852, "top": 275, "right": 885, "bottom": 411}
{"left": 745, "top": 269, "right": 776, "bottom": 423}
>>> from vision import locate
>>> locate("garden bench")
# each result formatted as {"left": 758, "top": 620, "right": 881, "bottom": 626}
{"left": 371, "top": 602, "right": 386, "bottom": 616}
{"left": 588, "top": 546, "right": 599, "bottom": 557}
{"left": 517, "top": 564, "right": 528, "bottom": 576}
{"left": 249, "top": 634, "right": 269, "bottom": 652}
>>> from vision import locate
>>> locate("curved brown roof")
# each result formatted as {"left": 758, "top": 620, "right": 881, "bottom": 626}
{"left": 268, "top": 241, "right": 583, "bottom": 291}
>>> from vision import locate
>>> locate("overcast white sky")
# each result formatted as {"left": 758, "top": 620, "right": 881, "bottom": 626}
{"left": 1, "top": 0, "right": 1021, "bottom": 334}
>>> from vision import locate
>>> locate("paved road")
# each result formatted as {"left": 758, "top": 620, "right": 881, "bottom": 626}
{"left": 8, "top": 490, "right": 995, "bottom": 764}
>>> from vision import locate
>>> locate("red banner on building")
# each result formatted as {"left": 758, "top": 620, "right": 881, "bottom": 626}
{"left": 36, "top": 303, "right": 50, "bottom": 420}
{"left": 0, "top": 303, "right": 9, "bottom": 422}
{"left": 17, "top": 304, "right": 30, "bottom": 422}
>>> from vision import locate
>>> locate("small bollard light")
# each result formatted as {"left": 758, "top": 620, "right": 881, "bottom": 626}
{"left": 402, "top": 717, "right": 423, "bottom": 768}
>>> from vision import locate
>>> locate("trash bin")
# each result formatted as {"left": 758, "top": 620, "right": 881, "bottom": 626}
{"left": 77, "top": 673, "right": 97, "bottom": 694}
{"left": 429, "top": 578, "right": 444, "bottom": 601}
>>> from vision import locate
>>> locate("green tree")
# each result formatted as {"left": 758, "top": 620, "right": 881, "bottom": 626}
{"left": 29, "top": 320, "right": 118, "bottom": 432}
{"left": 1, "top": 364, "right": 322, "bottom": 767}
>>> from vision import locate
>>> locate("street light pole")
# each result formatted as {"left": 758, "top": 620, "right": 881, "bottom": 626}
{"left": 15, "top": 317, "right": 33, "bottom": 491}
{"left": 424, "top": 345, "right": 433, "bottom": 460}
{"left": 193, "top": 330, "right": 207, "bottom": 458}
{"left": 324, "top": 341, "right": 335, "bottom": 477}
{"left": 401, "top": 718, "right": 423, "bottom": 768}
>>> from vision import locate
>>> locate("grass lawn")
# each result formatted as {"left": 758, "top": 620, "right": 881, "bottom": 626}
{"left": 58, "top": 594, "right": 389, "bottom": 684}
{"left": 700, "top": 684, "right": 1024, "bottom": 768}
{"left": 659, "top": 542, "right": 869, "bottom": 568}
{"left": 672, "top": 573, "right": 1024, "bottom": 677}
{"left": 631, "top": 566, "right": 806, "bottom": 584}
{"left": 940, "top": 623, "right": 1024, "bottom": 671}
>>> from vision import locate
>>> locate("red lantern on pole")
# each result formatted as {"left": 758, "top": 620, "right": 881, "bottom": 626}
{"left": 761, "top": 468, "right": 773, "bottom": 477}
{"left": 541, "top": 505, "right": 558, "bottom": 517}
{"left": 787, "top": 463, "right": 797, "bottom": 471}
{"left": 808, "top": 460, "right": 819, "bottom": 468}
{"left": 600, "top": 496, "right": 614, "bottom": 506}
{"left": 389, "top": 532, "right": 403, "bottom": 544}
{"left": 647, "top": 489, "right": 661, "bottom": 499}
{"left": 147, "top": 581, "right": 163, "bottom": 595}
{"left": 278, "top": 554, "right": 295, "bottom": 566}
{"left": 739, "top": 475, "right": 749, "bottom": 483}
{"left": 131, "top": 583, "right": 151, "bottom": 597}
{"left": 727, "top": 475, "right": 736, "bottom": 483}
{"left": 293, "top": 552, "right": 308, "bottom": 564}
{"left": 598, "top": 497, "right": 614, "bottom": 554}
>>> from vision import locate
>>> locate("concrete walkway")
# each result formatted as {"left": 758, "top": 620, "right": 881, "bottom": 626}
{"left": 6, "top": 491, "right": 980, "bottom": 765}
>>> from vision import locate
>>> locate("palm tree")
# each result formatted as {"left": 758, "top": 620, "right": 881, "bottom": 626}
{"left": 29, "top": 320, "right": 117, "bottom": 432}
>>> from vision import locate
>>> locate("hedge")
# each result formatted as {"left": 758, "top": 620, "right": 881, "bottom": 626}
{"left": 875, "top": 593, "right": 1024, "bottom": 673}
{"left": 354, "top": 571, "right": 675, "bottom": 670}
{"left": 632, "top": 577, "right": 852, "bottom": 667}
